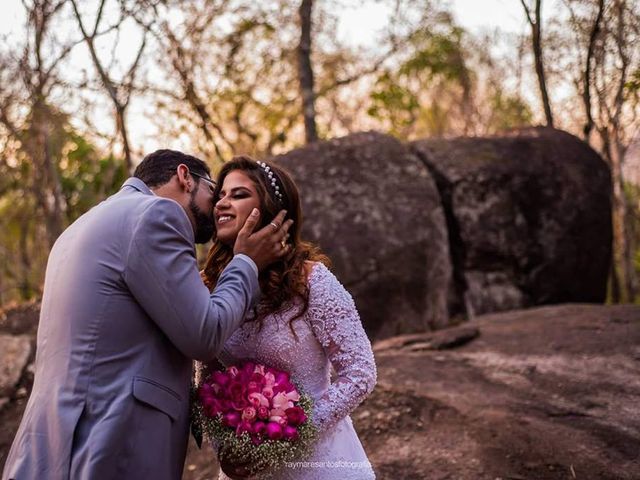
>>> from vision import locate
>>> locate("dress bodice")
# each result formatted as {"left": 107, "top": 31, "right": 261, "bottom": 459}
{"left": 217, "top": 262, "right": 377, "bottom": 433}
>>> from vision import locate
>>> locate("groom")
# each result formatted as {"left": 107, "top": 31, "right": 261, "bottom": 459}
{"left": 2, "top": 150, "right": 292, "bottom": 480}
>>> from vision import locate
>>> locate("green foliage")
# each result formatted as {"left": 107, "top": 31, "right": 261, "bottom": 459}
{"left": 367, "top": 72, "right": 420, "bottom": 135}
{"left": 626, "top": 69, "right": 640, "bottom": 96}
{"left": 367, "top": 21, "right": 472, "bottom": 139}
{"left": 488, "top": 89, "right": 534, "bottom": 132}
{"left": 60, "top": 133, "right": 128, "bottom": 222}
{"left": 0, "top": 113, "right": 126, "bottom": 305}
{"left": 400, "top": 28, "right": 467, "bottom": 82}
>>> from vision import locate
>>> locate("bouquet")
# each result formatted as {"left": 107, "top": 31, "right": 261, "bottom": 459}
{"left": 192, "top": 361, "right": 317, "bottom": 476}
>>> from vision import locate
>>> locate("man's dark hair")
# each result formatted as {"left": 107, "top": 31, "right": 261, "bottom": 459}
{"left": 133, "top": 149, "right": 211, "bottom": 188}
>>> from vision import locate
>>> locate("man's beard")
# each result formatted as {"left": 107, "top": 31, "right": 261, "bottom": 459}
{"left": 189, "top": 194, "right": 215, "bottom": 244}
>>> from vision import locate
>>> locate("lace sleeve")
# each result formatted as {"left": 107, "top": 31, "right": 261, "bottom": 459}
{"left": 307, "top": 264, "right": 377, "bottom": 433}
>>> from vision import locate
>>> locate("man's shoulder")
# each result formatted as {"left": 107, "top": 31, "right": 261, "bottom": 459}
{"left": 120, "top": 192, "right": 192, "bottom": 240}
{"left": 114, "top": 187, "right": 184, "bottom": 218}
{"left": 76, "top": 188, "right": 189, "bottom": 242}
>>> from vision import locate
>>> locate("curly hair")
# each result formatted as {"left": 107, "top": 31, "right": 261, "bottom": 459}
{"left": 201, "top": 156, "right": 329, "bottom": 333}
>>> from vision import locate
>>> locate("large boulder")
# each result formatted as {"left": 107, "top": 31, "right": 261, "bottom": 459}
{"left": 0, "top": 303, "right": 37, "bottom": 414}
{"left": 274, "top": 132, "right": 452, "bottom": 339}
{"left": 0, "top": 301, "right": 40, "bottom": 336}
{"left": 0, "top": 335, "right": 31, "bottom": 411}
{"left": 410, "top": 128, "right": 612, "bottom": 317}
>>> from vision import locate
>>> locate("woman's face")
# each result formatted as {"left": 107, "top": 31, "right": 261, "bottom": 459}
{"left": 214, "top": 170, "right": 261, "bottom": 246}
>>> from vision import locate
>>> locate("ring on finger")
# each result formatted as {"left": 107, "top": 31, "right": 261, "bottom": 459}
{"left": 269, "top": 222, "right": 279, "bottom": 230}
{"left": 280, "top": 239, "right": 287, "bottom": 248}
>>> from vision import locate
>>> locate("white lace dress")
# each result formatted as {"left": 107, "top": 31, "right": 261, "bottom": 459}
{"left": 209, "top": 262, "right": 377, "bottom": 480}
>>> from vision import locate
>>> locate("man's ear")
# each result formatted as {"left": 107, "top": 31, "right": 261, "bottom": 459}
{"left": 176, "top": 163, "right": 191, "bottom": 192}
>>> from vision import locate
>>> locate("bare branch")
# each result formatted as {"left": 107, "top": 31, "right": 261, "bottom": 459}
{"left": 519, "top": 0, "right": 535, "bottom": 26}
{"left": 93, "top": 0, "right": 108, "bottom": 36}
{"left": 317, "top": 52, "right": 390, "bottom": 97}
{"left": 122, "top": 34, "right": 147, "bottom": 109}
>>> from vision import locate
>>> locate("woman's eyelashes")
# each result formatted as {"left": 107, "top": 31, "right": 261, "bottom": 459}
{"left": 217, "top": 191, "right": 251, "bottom": 201}
{"left": 220, "top": 193, "right": 248, "bottom": 201}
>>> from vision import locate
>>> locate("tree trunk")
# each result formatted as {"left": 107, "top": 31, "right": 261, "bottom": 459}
{"left": 298, "top": 0, "right": 318, "bottom": 144}
{"left": 521, "top": 0, "right": 554, "bottom": 127}
{"left": 19, "top": 213, "right": 34, "bottom": 300}
{"left": 610, "top": 129, "right": 638, "bottom": 300}
{"left": 116, "top": 105, "right": 133, "bottom": 172}
{"left": 609, "top": 260, "right": 621, "bottom": 302}
{"left": 582, "top": 0, "right": 604, "bottom": 142}
{"left": 532, "top": 2, "right": 554, "bottom": 127}
{"left": 30, "top": 100, "right": 66, "bottom": 249}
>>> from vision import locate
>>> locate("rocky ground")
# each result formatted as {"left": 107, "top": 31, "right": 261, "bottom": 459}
{"left": 2, "top": 303, "right": 639, "bottom": 479}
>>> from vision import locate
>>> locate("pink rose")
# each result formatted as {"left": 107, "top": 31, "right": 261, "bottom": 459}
{"left": 250, "top": 418, "right": 267, "bottom": 445}
{"left": 218, "top": 399, "right": 231, "bottom": 413}
{"left": 262, "top": 386, "right": 274, "bottom": 399}
{"left": 227, "top": 366, "right": 239, "bottom": 377}
{"left": 227, "top": 381, "right": 245, "bottom": 402}
{"left": 231, "top": 398, "right": 249, "bottom": 411}
{"left": 248, "top": 381, "right": 263, "bottom": 395}
{"left": 265, "top": 422, "right": 283, "bottom": 440}
{"left": 284, "top": 390, "right": 300, "bottom": 402}
{"left": 274, "top": 380, "right": 298, "bottom": 395}
{"left": 269, "top": 415, "right": 287, "bottom": 426}
{"left": 242, "top": 406, "right": 257, "bottom": 422}
{"left": 285, "top": 406, "right": 307, "bottom": 426}
{"left": 204, "top": 398, "right": 226, "bottom": 417}
{"left": 250, "top": 372, "right": 265, "bottom": 385}
{"left": 282, "top": 425, "right": 299, "bottom": 441}
{"left": 254, "top": 365, "right": 266, "bottom": 376}
{"left": 275, "top": 371, "right": 290, "bottom": 385}
{"left": 264, "top": 372, "right": 276, "bottom": 387}
{"left": 198, "top": 383, "right": 214, "bottom": 399}
{"left": 248, "top": 392, "right": 269, "bottom": 408}
{"left": 271, "top": 392, "right": 291, "bottom": 412}
{"left": 252, "top": 420, "right": 267, "bottom": 435}
{"left": 222, "top": 411, "right": 241, "bottom": 428}
{"left": 211, "top": 371, "right": 230, "bottom": 387}
{"left": 271, "top": 392, "right": 287, "bottom": 408}
{"left": 257, "top": 405, "right": 270, "bottom": 419}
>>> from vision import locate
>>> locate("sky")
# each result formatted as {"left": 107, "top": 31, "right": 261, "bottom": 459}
{"left": 328, "top": 0, "right": 529, "bottom": 47}
{"left": 0, "top": 0, "right": 533, "bottom": 49}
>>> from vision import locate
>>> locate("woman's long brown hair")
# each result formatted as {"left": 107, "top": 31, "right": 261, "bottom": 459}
{"left": 201, "top": 156, "right": 329, "bottom": 333}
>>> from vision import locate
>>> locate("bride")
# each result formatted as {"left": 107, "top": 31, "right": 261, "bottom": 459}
{"left": 197, "top": 156, "right": 377, "bottom": 479}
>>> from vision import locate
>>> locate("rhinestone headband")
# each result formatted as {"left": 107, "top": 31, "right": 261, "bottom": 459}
{"left": 256, "top": 161, "right": 284, "bottom": 204}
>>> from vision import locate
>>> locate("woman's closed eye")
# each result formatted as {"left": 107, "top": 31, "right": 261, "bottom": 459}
{"left": 218, "top": 192, "right": 251, "bottom": 201}
{"left": 218, "top": 187, "right": 253, "bottom": 201}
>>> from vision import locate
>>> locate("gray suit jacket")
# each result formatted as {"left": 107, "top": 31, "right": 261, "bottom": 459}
{"left": 3, "top": 178, "right": 259, "bottom": 480}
